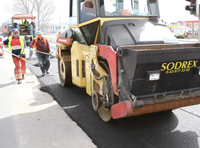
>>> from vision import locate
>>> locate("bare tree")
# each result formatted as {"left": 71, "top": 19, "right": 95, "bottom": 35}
{"left": 35, "top": 0, "right": 55, "bottom": 30}
{"left": 10, "top": 0, "right": 55, "bottom": 30}
{"left": 0, "top": 19, "right": 11, "bottom": 32}
{"left": 10, "top": 0, "right": 36, "bottom": 14}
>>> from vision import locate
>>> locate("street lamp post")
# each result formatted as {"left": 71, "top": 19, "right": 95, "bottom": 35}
{"left": 198, "top": 11, "right": 200, "bottom": 41}
{"left": 199, "top": 13, "right": 200, "bottom": 42}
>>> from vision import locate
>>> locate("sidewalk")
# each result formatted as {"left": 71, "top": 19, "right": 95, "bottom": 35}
{"left": 0, "top": 51, "right": 96, "bottom": 148}
{"left": 178, "top": 39, "right": 198, "bottom": 43}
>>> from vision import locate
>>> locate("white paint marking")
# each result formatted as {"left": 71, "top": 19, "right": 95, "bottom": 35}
{"left": 52, "top": 142, "right": 58, "bottom": 146}
{"left": 62, "top": 105, "right": 79, "bottom": 110}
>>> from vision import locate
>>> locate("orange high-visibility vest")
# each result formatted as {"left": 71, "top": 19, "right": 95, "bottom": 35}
{"left": 32, "top": 37, "right": 47, "bottom": 49}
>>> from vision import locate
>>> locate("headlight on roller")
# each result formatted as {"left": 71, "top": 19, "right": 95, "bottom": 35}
{"left": 147, "top": 70, "right": 160, "bottom": 81}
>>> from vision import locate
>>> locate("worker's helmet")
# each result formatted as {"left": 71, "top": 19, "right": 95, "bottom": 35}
{"left": 33, "top": 34, "right": 37, "bottom": 38}
{"left": 37, "top": 30, "right": 42, "bottom": 34}
{"left": 84, "top": 0, "right": 94, "bottom": 8}
{"left": 12, "top": 28, "right": 19, "bottom": 33}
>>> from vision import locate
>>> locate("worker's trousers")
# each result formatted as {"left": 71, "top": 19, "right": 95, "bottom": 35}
{"left": 13, "top": 57, "right": 26, "bottom": 80}
{"left": 37, "top": 53, "right": 50, "bottom": 74}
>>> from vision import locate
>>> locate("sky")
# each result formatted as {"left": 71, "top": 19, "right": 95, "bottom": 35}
{"left": 159, "top": 0, "right": 199, "bottom": 23}
{"left": 0, "top": 0, "right": 199, "bottom": 25}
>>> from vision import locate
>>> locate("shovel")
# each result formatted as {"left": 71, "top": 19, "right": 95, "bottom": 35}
{"left": 1, "top": 48, "right": 41, "bottom": 67}
{"left": 31, "top": 49, "right": 57, "bottom": 58}
{"left": 31, "top": 48, "right": 65, "bottom": 68}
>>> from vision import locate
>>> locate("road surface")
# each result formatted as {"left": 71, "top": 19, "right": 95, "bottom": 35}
{"left": 26, "top": 41, "right": 200, "bottom": 148}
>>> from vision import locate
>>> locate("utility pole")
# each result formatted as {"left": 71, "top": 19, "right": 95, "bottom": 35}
{"left": 198, "top": 6, "right": 200, "bottom": 42}
{"left": 185, "top": 0, "right": 199, "bottom": 40}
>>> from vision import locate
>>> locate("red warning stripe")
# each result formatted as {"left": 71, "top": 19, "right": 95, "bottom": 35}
{"left": 96, "top": 44, "right": 119, "bottom": 95}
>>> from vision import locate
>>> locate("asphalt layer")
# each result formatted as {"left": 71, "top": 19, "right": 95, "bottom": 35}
{"left": 27, "top": 55, "right": 200, "bottom": 148}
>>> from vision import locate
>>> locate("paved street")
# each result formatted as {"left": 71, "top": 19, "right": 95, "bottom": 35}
{"left": 0, "top": 47, "right": 96, "bottom": 148}
{"left": 1, "top": 37, "right": 200, "bottom": 148}
{"left": 1, "top": 0, "right": 200, "bottom": 147}
{"left": 26, "top": 41, "right": 200, "bottom": 148}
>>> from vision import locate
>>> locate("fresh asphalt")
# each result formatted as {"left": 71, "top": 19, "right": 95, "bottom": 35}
{"left": 26, "top": 43, "right": 200, "bottom": 148}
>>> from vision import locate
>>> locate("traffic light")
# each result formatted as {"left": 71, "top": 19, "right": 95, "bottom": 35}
{"left": 185, "top": 0, "right": 199, "bottom": 16}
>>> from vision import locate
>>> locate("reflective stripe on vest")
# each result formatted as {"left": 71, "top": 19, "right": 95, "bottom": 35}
{"left": 32, "top": 37, "right": 47, "bottom": 49}
{"left": 12, "top": 46, "right": 22, "bottom": 50}
{"left": 8, "top": 36, "right": 25, "bottom": 54}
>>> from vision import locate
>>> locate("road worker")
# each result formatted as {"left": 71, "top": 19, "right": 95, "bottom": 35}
{"left": 29, "top": 31, "right": 51, "bottom": 76}
{"left": 56, "top": 32, "right": 62, "bottom": 40}
{"left": 22, "top": 19, "right": 29, "bottom": 32}
{"left": 0, "top": 28, "right": 26, "bottom": 84}
{"left": 22, "top": 19, "right": 29, "bottom": 26}
{"left": 32, "top": 34, "right": 37, "bottom": 40}
{"left": 81, "top": 0, "right": 96, "bottom": 22}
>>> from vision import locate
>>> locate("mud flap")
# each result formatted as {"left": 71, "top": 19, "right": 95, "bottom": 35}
{"left": 111, "top": 101, "right": 133, "bottom": 119}
{"left": 111, "top": 96, "right": 200, "bottom": 119}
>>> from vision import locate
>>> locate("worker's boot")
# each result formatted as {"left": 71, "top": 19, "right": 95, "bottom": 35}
{"left": 17, "top": 79, "right": 22, "bottom": 84}
{"left": 22, "top": 74, "right": 25, "bottom": 79}
{"left": 46, "top": 70, "right": 49, "bottom": 74}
